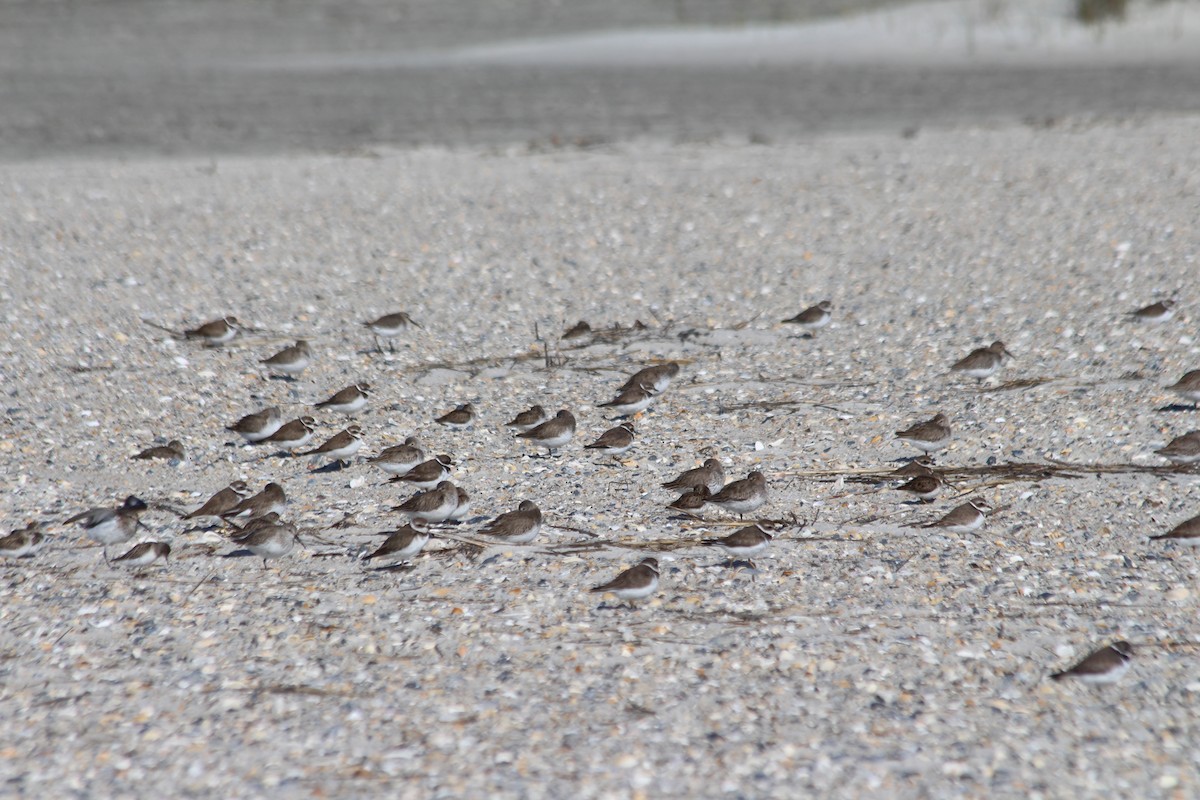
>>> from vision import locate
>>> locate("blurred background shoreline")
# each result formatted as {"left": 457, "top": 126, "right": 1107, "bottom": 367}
{"left": 2, "top": 0, "right": 1198, "bottom": 161}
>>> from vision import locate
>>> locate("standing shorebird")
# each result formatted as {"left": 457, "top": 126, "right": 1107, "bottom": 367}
{"left": 589, "top": 558, "right": 660, "bottom": 608}
{"left": 363, "top": 312, "right": 420, "bottom": 353}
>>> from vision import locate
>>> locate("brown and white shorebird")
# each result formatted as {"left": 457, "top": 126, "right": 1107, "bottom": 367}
{"left": 703, "top": 522, "right": 775, "bottom": 570}
{"left": 479, "top": 500, "right": 543, "bottom": 544}
{"left": 0, "top": 523, "right": 46, "bottom": 559}
{"left": 619, "top": 362, "right": 681, "bottom": 395}
{"left": 64, "top": 496, "right": 148, "bottom": 562}
{"left": 668, "top": 486, "right": 711, "bottom": 516}
{"left": 950, "top": 341, "right": 1014, "bottom": 383}
{"left": 364, "top": 522, "right": 431, "bottom": 567}
{"left": 132, "top": 440, "right": 185, "bottom": 461}
{"left": 113, "top": 541, "right": 171, "bottom": 567}
{"left": 184, "top": 316, "right": 239, "bottom": 347}
{"left": 261, "top": 416, "right": 317, "bottom": 450}
{"left": 1050, "top": 641, "right": 1133, "bottom": 684}
{"left": 1129, "top": 299, "right": 1176, "bottom": 323}
{"left": 260, "top": 340, "right": 312, "bottom": 379}
{"left": 1150, "top": 513, "right": 1200, "bottom": 547}
{"left": 315, "top": 383, "right": 371, "bottom": 415}
{"left": 184, "top": 480, "right": 252, "bottom": 520}
{"left": 706, "top": 471, "right": 768, "bottom": 518}
{"left": 299, "top": 425, "right": 364, "bottom": 466}
{"left": 367, "top": 437, "right": 425, "bottom": 476}
{"left": 662, "top": 458, "right": 726, "bottom": 495}
{"left": 599, "top": 384, "right": 658, "bottom": 417}
{"left": 782, "top": 300, "right": 833, "bottom": 334}
{"left": 227, "top": 406, "right": 283, "bottom": 443}
{"left": 517, "top": 409, "right": 576, "bottom": 456}
{"left": 504, "top": 405, "right": 551, "bottom": 433}
{"left": 389, "top": 454, "right": 453, "bottom": 489}
{"left": 891, "top": 456, "right": 937, "bottom": 478}
{"left": 230, "top": 518, "right": 302, "bottom": 568}
{"left": 895, "top": 413, "right": 952, "bottom": 455}
{"left": 363, "top": 311, "right": 420, "bottom": 352}
{"left": 590, "top": 558, "right": 661, "bottom": 607}
{"left": 1166, "top": 370, "right": 1200, "bottom": 408}
{"left": 562, "top": 320, "right": 593, "bottom": 340}
{"left": 897, "top": 474, "right": 945, "bottom": 503}
{"left": 584, "top": 422, "right": 636, "bottom": 457}
{"left": 435, "top": 403, "right": 475, "bottom": 430}
{"left": 392, "top": 481, "right": 460, "bottom": 523}
{"left": 921, "top": 500, "right": 989, "bottom": 533}
{"left": 1155, "top": 431, "right": 1200, "bottom": 465}
{"left": 447, "top": 487, "right": 472, "bottom": 522}
{"left": 222, "top": 482, "right": 286, "bottom": 521}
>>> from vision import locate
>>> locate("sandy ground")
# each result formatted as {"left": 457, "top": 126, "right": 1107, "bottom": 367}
{"left": 1, "top": 113, "right": 1199, "bottom": 796}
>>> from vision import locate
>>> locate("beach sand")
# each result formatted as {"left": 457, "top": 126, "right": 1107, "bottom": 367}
{"left": 2, "top": 115, "right": 1199, "bottom": 796}
{"left": 2, "top": 1, "right": 1200, "bottom": 796}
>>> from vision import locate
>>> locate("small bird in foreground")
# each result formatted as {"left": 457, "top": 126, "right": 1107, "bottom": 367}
{"left": 231, "top": 518, "right": 302, "bottom": 569}
{"left": 1129, "top": 299, "right": 1175, "bottom": 323}
{"left": 261, "top": 416, "right": 317, "bottom": 450}
{"left": 619, "top": 362, "right": 681, "bottom": 395}
{"left": 599, "top": 384, "right": 658, "bottom": 417}
{"left": 667, "top": 486, "right": 710, "bottom": 516}
{"left": 781, "top": 300, "right": 832, "bottom": 334}
{"left": 299, "top": 425, "right": 364, "bottom": 467}
{"left": 706, "top": 471, "right": 768, "bottom": 518}
{"left": 222, "top": 482, "right": 287, "bottom": 521}
{"left": 584, "top": 422, "right": 636, "bottom": 457}
{"left": 226, "top": 406, "right": 283, "bottom": 443}
{"left": 364, "top": 522, "right": 431, "bottom": 568}
{"left": 184, "top": 481, "right": 252, "bottom": 520}
{"left": 897, "top": 474, "right": 944, "bottom": 503}
{"left": 562, "top": 320, "right": 592, "bottom": 340}
{"left": 363, "top": 312, "right": 420, "bottom": 353}
{"left": 0, "top": 523, "right": 46, "bottom": 559}
{"left": 183, "top": 316, "right": 239, "bottom": 347}
{"left": 1154, "top": 431, "right": 1200, "bottom": 465}
{"left": 64, "top": 496, "right": 149, "bottom": 562}
{"left": 260, "top": 340, "right": 312, "bottom": 379}
{"left": 504, "top": 405, "right": 551, "bottom": 433}
{"left": 132, "top": 440, "right": 185, "bottom": 462}
{"left": 390, "top": 455, "right": 454, "bottom": 489}
{"left": 703, "top": 522, "right": 776, "bottom": 571}
{"left": 1149, "top": 513, "right": 1200, "bottom": 547}
{"left": 113, "top": 541, "right": 171, "bottom": 567}
{"left": 1050, "top": 641, "right": 1133, "bottom": 684}
{"left": 392, "top": 481, "right": 460, "bottom": 524}
{"left": 517, "top": 410, "right": 576, "bottom": 456}
{"left": 435, "top": 403, "right": 475, "bottom": 429}
{"left": 894, "top": 413, "right": 952, "bottom": 455}
{"left": 921, "top": 500, "right": 989, "bottom": 533}
{"left": 662, "top": 458, "right": 725, "bottom": 495}
{"left": 589, "top": 558, "right": 660, "bottom": 608}
{"left": 1166, "top": 370, "right": 1200, "bottom": 408}
{"left": 479, "top": 501, "right": 543, "bottom": 544}
{"left": 367, "top": 437, "right": 425, "bottom": 476}
{"left": 950, "top": 341, "right": 1014, "bottom": 383}
{"left": 447, "top": 487, "right": 472, "bottom": 522}
{"left": 315, "top": 383, "right": 371, "bottom": 415}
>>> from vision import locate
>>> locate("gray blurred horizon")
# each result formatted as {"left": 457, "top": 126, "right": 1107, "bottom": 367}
{"left": 3, "top": 0, "right": 1199, "bottom": 160}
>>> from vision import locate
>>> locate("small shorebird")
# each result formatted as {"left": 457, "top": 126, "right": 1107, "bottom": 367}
{"left": 589, "top": 558, "right": 660, "bottom": 608}
{"left": 895, "top": 413, "right": 952, "bottom": 455}
{"left": 1050, "top": 641, "right": 1133, "bottom": 684}
{"left": 363, "top": 311, "right": 420, "bottom": 352}
{"left": 950, "top": 341, "right": 1014, "bottom": 383}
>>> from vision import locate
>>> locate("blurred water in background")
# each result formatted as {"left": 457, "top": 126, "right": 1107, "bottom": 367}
{"left": 1, "top": 0, "right": 1197, "bottom": 159}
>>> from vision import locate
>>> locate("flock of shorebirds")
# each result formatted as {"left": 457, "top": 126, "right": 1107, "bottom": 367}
{"left": 4, "top": 297, "right": 1200, "bottom": 683}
